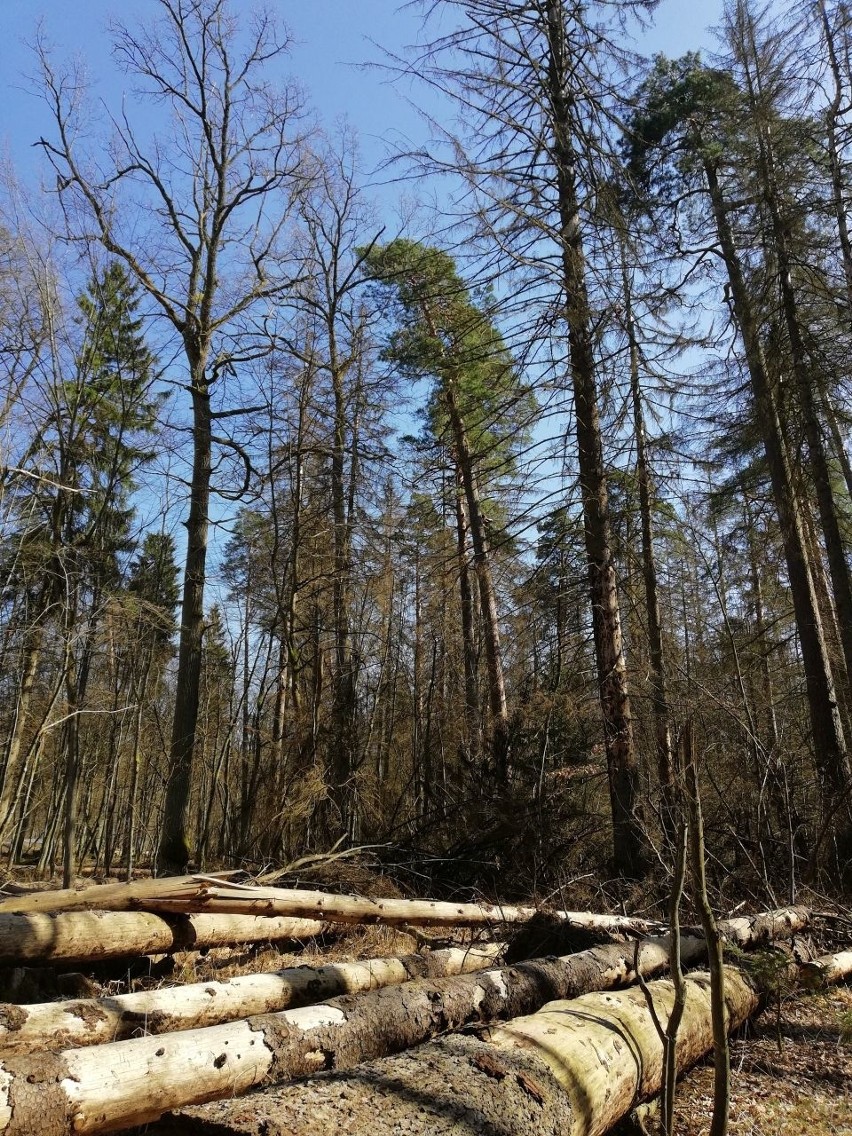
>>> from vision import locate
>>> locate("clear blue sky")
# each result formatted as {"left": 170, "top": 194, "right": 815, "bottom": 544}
{"left": 1, "top": 0, "right": 724, "bottom": 199}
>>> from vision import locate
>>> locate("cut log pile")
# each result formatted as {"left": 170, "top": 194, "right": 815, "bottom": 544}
{"left": 0, "top": 875, "right": 842, "bottom": 1136}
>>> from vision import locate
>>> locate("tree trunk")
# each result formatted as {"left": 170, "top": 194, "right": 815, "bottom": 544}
{"left": 0, "top": 910, "right": 327, "bottom": 964}
{"left": 0, "top": 944, "right": 503, "bottom": 1053}
{"left": 141, "top": 881, "right": 669, "bottom": 932}
{"left": 703, "top": 155, "right": 852, "bottom": 842}
{"left": 545, "top": 0, "right": 645, "bottom": 877}
{"left": 157, "top": 969, "right": 759, "bottom": 1136}
{"left": 744, "top": 36, "right": 852, "bottom": 696}
{"left": 159, "top": 351, "right": 212, "bottom": 875}
{"left": 800, "top": 949, "right": 852, "bottom": 988}
{"left": 0, "top": 946, "right": 772, "bottom": 1135}
{"left": 454, "top": 476, "right": 482, "bottom": 766}
{"left": 624, "top": 279, "right": 676, "bottom": 847}
{"left": 444, "top": 379, "right": 510, "bottom": 782}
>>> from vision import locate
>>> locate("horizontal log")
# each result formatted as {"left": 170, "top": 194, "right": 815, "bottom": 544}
{"left": 712, "top": 906, "right": 811, "bottom": 947}
{"left": 0, "top": 906, "right": 807, "bottom": 1053}
{"left": 0, "top": 874, "right": 233, "bottom": 914}
{"left": 0, "top": 912, "right": 798, "bottom": 1136}
{"left": 140, "top": 881, "right": 668, "bottom": 934}
{"left": 799, "top": 949, "right": 852, "bottom": 988}
{"left": 165, "top": 968, "right": 761, "bottom": 1136}
{"left": 0, "top": 944, "right": 503, "bottom": 1052}
{"left": 0, "top": 910, "right": 327, "bottom": 963}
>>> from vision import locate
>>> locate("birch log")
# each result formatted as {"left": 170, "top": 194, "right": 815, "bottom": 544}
{"left": 162, "top": 969, "right": 761, "bottom": 1136}
{"left": 0, "top": 944, "right": 503, "bottom": 1053}
{"left": 140, "top": 881, "right": 667, "bottom": 933}
{"left": 0, "top": 911, "right": 327, "bottom": 963}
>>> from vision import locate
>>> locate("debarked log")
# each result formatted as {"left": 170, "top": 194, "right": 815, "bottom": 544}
{"left": 166, "top": 968, "right": 760, "bottom": 1136}
{"left": 0, "top": 910, "right": 327, "bottom": 964}
{"left": 0, "top": 873, "right": 236, "bottom": 916}
{"left": 140, "top": 881, "right": 669, "bottom": 934}
{"left": 0, "top": 944, "right": 503, "bottom": 1052}
{"left": 0, "top": 913, "right": 806, "bottom": 1136}
{"left": 798, "top": 949, "right": 852, "bottom": 988}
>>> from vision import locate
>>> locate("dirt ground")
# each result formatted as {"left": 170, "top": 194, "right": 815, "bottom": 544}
{"left": 671, "top": 986, "right": 852, "bottom": 1136}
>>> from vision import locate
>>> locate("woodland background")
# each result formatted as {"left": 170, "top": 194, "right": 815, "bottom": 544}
{"left": 1, "top": 0, "right": 851, "bottom": 903}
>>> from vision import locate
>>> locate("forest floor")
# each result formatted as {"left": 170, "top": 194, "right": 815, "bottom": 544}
{"left": 671, "top": 984, "right": 852, "bottom": 1135}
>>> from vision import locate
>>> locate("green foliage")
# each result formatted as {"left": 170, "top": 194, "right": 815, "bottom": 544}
{"left": 361, "top": 238, "right": 535, "bottom": 484}
{"left": 624, "top": 53, "right": 740, "bottom": 196}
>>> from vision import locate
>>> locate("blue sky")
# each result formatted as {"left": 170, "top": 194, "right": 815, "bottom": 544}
{"left": 0, "top": 0, "right": 727, "bottom": 587}
{"left": 1, "top": 0, "right": 725, "bottom": 195}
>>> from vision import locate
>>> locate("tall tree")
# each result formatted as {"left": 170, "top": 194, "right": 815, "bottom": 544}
{"left": 411, "top": 0, "right": 654, "bottom": 874}
{"left": 364, "top": 239, "right": 533, "bottom": 785}
{"left": 37, "top": 0, "right": 313, "bottom": 872}
{"left": 626, "top": 53, "right": 852, "bottom": 857}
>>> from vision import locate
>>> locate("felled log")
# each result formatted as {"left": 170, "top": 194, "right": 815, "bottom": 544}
{"left": 799, "top": 949, "right": 852, "bottom": 988}
{"left": 0, "top": 873, "right": 236, "bottom": 915}
{"left": 0, "top": 944, "right": 503, "bottom": 1052}
{"left": 163, "top": 969, "right": 761, "bottom": 1136}
{"left": 0, "top": 909, "right": 809, "bottom": 1135}
{"left": 141, "top": 880, "right": 667, "bottom": 934}
{"left": 0, "top": 906, "right": 807, "bottom": 1054}
{"left": 0, "top": 907, "right": 808, "bottom": 1131}
{"left": 0, "top": 910, "right": 327, "bottom": 964}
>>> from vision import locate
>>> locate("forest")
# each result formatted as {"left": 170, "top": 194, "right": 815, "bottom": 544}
{"left": 1, "top": 0, "right": 852, "bottom": 916}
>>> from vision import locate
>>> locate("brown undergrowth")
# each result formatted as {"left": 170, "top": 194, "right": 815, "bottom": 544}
{"left": 672, "top": 986, "right": 852, "bottom": 1136}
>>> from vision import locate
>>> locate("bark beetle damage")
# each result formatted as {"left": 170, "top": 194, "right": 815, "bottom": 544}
{"left": 3, "top": 1054, "right": 74, "bottom": 1136}
{"left": 168, "top": 1033, "right": 571, "bottom": 1136}
{"left": 65, "top": 1001, "right": 110, "bottom": 1029}
{"left": 243, "top": 960, "right": 602, "bottom": 1086}
{"left": 0, "top": 1007, "right": 27, "bottom": 1033}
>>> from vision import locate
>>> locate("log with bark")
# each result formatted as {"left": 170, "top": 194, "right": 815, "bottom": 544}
{"left": 0, "top": 910, "right": 327, "bottom": 964}
{"left": 0, "top": 944, "right": 503, "bottom": 1052}
{"left": 799, "top": 949, "right": 852, "bottom": 988}
{"left": 0, "top": 909, "right": 809, "bottom": 1133}
{"left": 162, "top": 969, "right": 763, "bottom": 1136}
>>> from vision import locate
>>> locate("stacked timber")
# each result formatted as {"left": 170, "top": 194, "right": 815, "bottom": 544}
{"left": 0, "top": 875, "right": 838, "bottom": 1136}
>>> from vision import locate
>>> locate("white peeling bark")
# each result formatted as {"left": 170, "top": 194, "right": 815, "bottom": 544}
{"left": 799, "top": 949, "right": 852, "bottom": 988}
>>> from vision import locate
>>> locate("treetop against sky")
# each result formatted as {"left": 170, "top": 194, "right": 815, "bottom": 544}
{"left": 2, "top": 0, "right": 722, "bottom": 205}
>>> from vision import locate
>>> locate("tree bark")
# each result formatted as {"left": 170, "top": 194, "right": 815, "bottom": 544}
{"left": 0, "top": 944, "right": 503, "bottom": 1053}
{"left": 0, "top": 955, "right": 763, "bottom": 1134}
{"left": 159, "top": 357, "right": 212, "bottom": 874}
{"left": 799, "top": 949, "right": 852, "bottom": 988}
{"left": 160, "top": 969, "right": 760, "bottom": 1136}
{"left": 545, "top": 0, "right": 646, "bottom": 877}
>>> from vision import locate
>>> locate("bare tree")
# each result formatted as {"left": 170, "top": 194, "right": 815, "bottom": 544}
{"left": 36, "top": 0, "right": 313, "bottom": 872}
{"left": 409, "top": 0, "right": 653, "bottom": 875}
